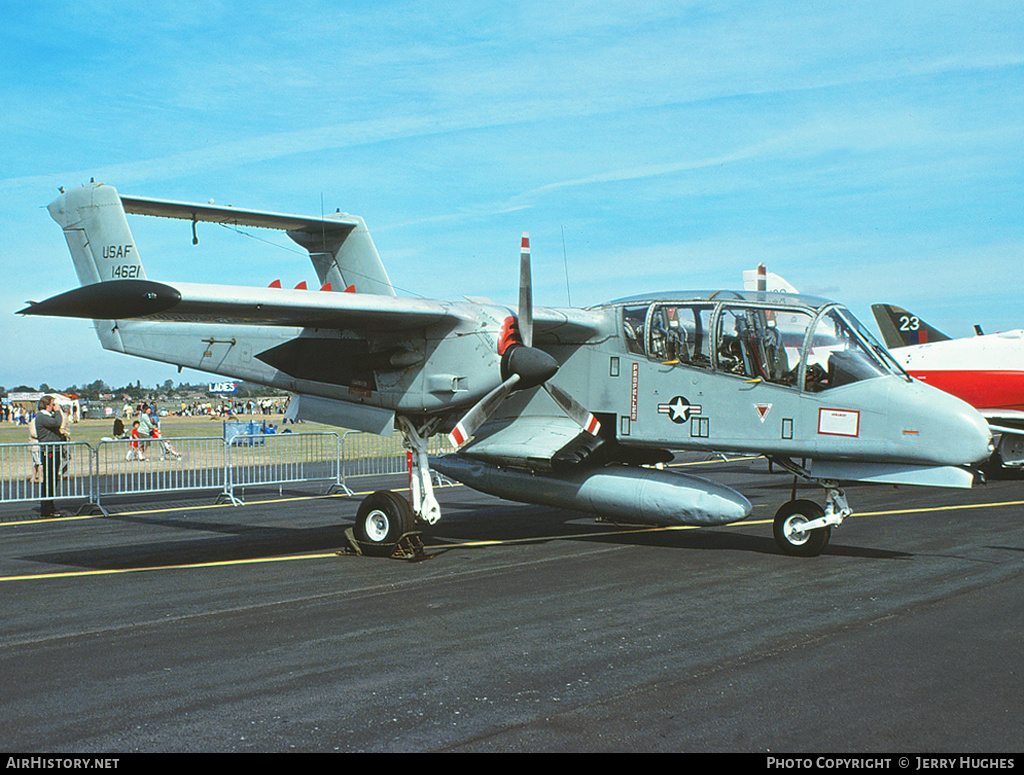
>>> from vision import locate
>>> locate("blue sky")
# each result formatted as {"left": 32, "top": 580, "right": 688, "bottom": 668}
{"left": 2, "top": 1, "right": 1022, "bottom": 391}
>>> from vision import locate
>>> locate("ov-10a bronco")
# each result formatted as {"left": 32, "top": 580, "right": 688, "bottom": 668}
{"left": 23, "top": 183, "right": 992, "bottom": 556}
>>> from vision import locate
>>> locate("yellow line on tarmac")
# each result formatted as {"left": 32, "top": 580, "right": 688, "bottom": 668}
{"left": 435, "top": 522, "right": 710, "bottom": 550}
{"left": 3, "top": 464, "right": 1020, "bottom": 582}
{"left": 0, "top": 551, "right": 341, "bottom": 583}
{"left": 856, "top": 499, "right": 1024, "bottom": 517}
{"left": 439, "top": 496, "right": 1024, "bottom": 551}
{"left": 0, "top": 485, "right": 386, "bottom": 527}
{"left": 0, "top": 484, "right": 414, "bottom": 583}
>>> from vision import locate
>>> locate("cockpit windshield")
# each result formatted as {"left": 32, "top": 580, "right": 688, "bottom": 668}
{"left": 802, "top": 303, "right": 909, "bottom": 386}
{"left": 621, "top": 299, "right": 906, "bottom": 391}
{"left": 804, "top": 307, "right": 907, "bottom": 390}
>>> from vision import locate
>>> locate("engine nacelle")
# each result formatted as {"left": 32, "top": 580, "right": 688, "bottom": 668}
{"left": 432, "top": 456, "right": 751, "bottom": 526}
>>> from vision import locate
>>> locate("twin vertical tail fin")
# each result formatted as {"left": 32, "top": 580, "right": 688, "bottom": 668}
{"left": 47, "top": 183, "right": 146, "bottom": 287}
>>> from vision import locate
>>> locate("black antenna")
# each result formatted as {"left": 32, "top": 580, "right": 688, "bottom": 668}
{"left": 561, "top": 226, "right": 572, "bottom": 307}
{"left": 320, "top": 192, "right": 327, "bottom": 253}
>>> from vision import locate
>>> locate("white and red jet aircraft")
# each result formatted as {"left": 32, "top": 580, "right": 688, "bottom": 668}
{"left": 872, "top": 304, "right": 1024, "bottom": 467}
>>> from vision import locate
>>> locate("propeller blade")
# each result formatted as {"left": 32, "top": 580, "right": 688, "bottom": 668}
{"left": 544, "top": 383, "right": 601, "bottom": 436}
{"left": 519, "top": 232, "right": 533, "bottom": 348}
{"left": 448, "top": 374, "right": 521, "bottom": 448}
{"left": 448, "top": 233, "right": 598, "bottom": 449}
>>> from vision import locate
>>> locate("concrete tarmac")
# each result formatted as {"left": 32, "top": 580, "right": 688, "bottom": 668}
{"left": 1, "top": 455, "right": 1022, "bottom": 753}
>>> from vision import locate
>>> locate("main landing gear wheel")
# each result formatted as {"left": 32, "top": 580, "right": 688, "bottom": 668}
{"left": 773, "top": 499, "right": 831, "bottom": 557}
{"left": 355, "top": 490, "right": 415, "bottom": 545}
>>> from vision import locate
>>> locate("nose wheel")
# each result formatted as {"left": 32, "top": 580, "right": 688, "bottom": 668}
{"left": 773, "top": 499, "right": 831, "bottom": 557}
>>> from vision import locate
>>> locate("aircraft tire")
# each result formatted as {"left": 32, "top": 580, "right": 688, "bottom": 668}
{"left": 773, "top": 499, "right": 830, "bottom": 557}
{"left": 355, "top": 490, "right": 415, "bottom": 545}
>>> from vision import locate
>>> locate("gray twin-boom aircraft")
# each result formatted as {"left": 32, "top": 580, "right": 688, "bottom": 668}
{"left": 23, "top": 182, "right": 993, "bottom": 556}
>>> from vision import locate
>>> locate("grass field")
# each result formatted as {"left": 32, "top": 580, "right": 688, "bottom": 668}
{"left": 0, "top": 412, "right": 441, "bottom": 473}
{"left": 0, "top": 412, "right": 426, "bottom": 503}
{"left": 0, "top": 414, "right": 337, "bottom": 447}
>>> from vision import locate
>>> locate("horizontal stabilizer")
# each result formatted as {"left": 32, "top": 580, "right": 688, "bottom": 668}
{"left": 120, "top": 191, "right": 396, "bottom": 297}
{"left": 120, "top": 194, "right": 362, "bottom": 235}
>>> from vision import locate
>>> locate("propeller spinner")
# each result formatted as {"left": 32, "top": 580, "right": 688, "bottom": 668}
{"left": 448, "top": 234, "right": 600, "bottom": 448}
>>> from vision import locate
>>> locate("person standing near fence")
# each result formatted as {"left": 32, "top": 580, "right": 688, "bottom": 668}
{"left": 28, "top": 413, "right": 42, "bottom": 482}
{"left": 34, "top": 395, "right": 64, "bottom": 518}
{"left": 138, "top": 404, "right": 156, "bottom": 456}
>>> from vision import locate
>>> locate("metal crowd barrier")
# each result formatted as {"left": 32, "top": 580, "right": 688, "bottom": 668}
{"left": 339, "top": 431, "right": 454, "bottom": 489}
{"left": 0, "top": 431, "right": 355, "bottom": 515}
{"left": 222, "top": 432, "right": 348, "bottom": 505}
{"left": 94, "top": 436, "right": 227, "bottom": 509}
{"left": 0, "top": 441, "right": 96, "bottom": 509}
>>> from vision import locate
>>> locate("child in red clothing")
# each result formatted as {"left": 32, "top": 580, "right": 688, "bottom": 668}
{"left": 125, "top": 420, "right": 145, "bottom": 461}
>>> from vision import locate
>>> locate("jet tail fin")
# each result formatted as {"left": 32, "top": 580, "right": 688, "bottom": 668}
{"left": 871, "top": 303, "right": 951, "bottom": 348}
{"left": 742, "top": 263, "right": 798, "bottom": 294}
{"left": 48, "top": 183, "right": 147, "bottom": 286}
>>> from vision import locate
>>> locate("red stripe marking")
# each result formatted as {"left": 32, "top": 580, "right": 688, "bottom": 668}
{"left": 906, "top": 369, "right": 1024, "bottom": 411}
{"left": 450, "top": 426, "right": 466, "bottom": 447}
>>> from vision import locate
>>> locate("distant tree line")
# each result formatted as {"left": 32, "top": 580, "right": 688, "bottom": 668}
{"left": 0, "top": 379, "right": 289, "bottom": 402}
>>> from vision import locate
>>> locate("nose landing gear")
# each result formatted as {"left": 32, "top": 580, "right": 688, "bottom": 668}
{"left": 773, "top": 499, "right": 831, "bottom": 557}
{"left": 770, "top": 463, "right": 852, "bottom": 557}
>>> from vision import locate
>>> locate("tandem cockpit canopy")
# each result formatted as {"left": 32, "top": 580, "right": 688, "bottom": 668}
{"left": 619, "top": 292, "right": 908, "bottom": 392}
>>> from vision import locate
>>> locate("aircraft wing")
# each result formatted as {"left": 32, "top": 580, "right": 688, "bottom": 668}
{"left": 18, "top": 279, "right": 456, "bottom": 331}
{"left": 458, "top": 413, "right": 593, "bottom": 468}
{"left": 532, "top": 307, "right": 609, "bottom": 343}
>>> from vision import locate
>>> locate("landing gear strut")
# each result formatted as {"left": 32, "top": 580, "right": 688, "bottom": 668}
{"left": 771, "top": 460, "right": 853, "bottom": 557}
{"left": 398, "top": 416, "right": 442, "bottom": 527}
{"left": 352, "top": 417, "right": 442, "bottom": 550}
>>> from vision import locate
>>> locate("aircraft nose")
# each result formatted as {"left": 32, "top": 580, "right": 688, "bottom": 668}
{"left": 903, "top": 381, "right": 993, "bottom": 466}
{"left": 955, "top": 404, "right": 995, "bottom": 466}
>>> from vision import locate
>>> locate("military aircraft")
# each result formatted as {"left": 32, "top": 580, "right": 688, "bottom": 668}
{"left": 872, "top": 303, "right": 1024, "bottom": 468}
{"left": 742, "top": 263, "right": 798, "bottom": 295}
{"left": 22, "top": 182, "right": 993, "bottom": 556}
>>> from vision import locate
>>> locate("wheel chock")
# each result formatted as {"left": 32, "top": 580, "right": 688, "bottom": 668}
{"left": 338, "top": 528, "right": 429, "bottom": 562}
